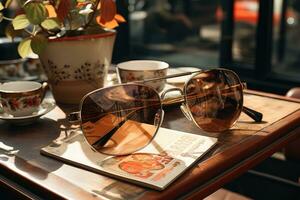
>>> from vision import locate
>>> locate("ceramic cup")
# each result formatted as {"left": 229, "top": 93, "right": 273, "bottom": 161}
{"left": 0, "top": 81, "right": 48, "bottom": 117}
{"left": 117, "top": 60, "right": 169, "bottom": 92}
{"left": 0, "top": 37, "right": 28, "bottom": 80}
{"left": 0, "top": 58, "right": 27, "bottom": 79}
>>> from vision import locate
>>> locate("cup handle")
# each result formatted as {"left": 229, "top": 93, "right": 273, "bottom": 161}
{"left": 41, "top": 82, "right": 49, "bottom": 101}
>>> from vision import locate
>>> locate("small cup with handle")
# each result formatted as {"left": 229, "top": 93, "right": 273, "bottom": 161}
{"left": 0, "top": 81, "right": 48, "bottom": 117}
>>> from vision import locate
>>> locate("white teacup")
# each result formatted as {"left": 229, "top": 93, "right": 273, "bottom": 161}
{"left": 116, "top": 60, "right": 169, "bottom": 92}
{"left": 0, "top": 81, "right": 47, "bottom": 117}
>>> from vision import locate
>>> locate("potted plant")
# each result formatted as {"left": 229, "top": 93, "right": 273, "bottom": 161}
{"left": 0, "top": 0, "right": 125, "bottom": 104}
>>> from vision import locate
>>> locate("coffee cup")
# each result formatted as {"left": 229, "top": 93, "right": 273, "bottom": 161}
{"left": 0, "top": 81, "right": 48, "bottom": 117}
{"left": 116, "top": 60, "right": 169, "bottom": 92}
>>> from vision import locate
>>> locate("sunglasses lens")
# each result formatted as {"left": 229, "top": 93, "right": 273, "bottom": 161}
{"left": 80, "top": 84, "right": 162, "bottom": 155}
{"left": 185, "top": 69, "right": 243, "bottom": 132}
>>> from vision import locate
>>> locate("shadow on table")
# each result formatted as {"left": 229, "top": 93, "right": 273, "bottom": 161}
{"left": 0, "top": 116, "right": 79, "bottom": 180}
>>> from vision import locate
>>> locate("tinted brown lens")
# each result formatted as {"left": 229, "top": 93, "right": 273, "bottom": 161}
{"left": 185, "top": 69, "right": 243, "bottom": 132}
{"left": 80, "top": 84, "right": 162, "bottom": 155}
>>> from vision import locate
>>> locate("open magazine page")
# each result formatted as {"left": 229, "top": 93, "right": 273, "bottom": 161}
{"left": 41, "top": 127, "right": 217, "bottom": 190}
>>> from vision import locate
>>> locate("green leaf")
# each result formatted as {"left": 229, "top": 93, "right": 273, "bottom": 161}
{"left": 0, "top": 13, "right": 3, "bottom": 22}
{"left": 12, "top": 14, "right": 30, "bottom": 30}
{"left": 41, "top": 18, "right": 60, "bottom": 30}
{"left": 31, "top": 34, "right": 48, "bottom": 55}
{"left": 5, "top": 0, "right": 13, "bottom": 8}
{"left": 0, "top": 2, "right": 4, "bottom": 11}
{"left": 18, "top": 38, "right": 33, "bottom": 58}
{"left": 24, "top": 2, "right": 47, "bottom": 25}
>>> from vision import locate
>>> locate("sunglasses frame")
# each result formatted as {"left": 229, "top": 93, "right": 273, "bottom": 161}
{"left": 142, "top": 68, "right": 261, "bottom": 122}
{"left": 68, "top": 68, "right": 263, "bottom": 155}
{"left": 72, "top": 83, "right": 164, "bottom": 155}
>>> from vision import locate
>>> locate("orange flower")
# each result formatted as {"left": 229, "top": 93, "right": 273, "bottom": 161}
{"left": 96, "top": 1, "right": 126, "bottom": 29}
{"left": 76, "top": 2, "right": 89, "bottom": 8}
{"left": 45, "top": 4, "right": 57, "bottom": 18}
{"left": 100, "top": 0, "right": 116, "bottom": 22}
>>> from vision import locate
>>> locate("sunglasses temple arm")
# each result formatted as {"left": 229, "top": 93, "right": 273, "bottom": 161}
{"left": 92, "top": 109, "right": 141, "bottom": 147}
{"left": 242, "top": 106, "right": 263, "bottom": 122}
{"left": 133, "top": 70, "right": 203, "bottom": 84}
{"left": 93, "top": 107, "right": 164, "bottom": 147}
{"left": 93, "top": 119, "right": 127, "bottom": 147}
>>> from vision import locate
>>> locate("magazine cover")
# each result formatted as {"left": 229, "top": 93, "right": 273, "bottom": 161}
{"left": 41, "top": 127, "right": 217, "bottom": 190}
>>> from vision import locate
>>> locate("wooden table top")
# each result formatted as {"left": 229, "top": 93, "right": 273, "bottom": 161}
{"left": 0, "top": 90, "right": 300, "bottom": 199}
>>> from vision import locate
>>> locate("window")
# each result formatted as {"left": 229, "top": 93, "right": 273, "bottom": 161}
{"left": 127, "top": 0, "right": 221, "bottom": 69}
{"left": 272, "top": 0, "right": 300, "bottom": 83}
{"left": 117, "top": 0, "right": 300, "bottom": 94}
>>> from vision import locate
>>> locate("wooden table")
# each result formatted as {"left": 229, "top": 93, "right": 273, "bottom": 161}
{"left": 1, "top": 90, "right": 300, "bottom": 199}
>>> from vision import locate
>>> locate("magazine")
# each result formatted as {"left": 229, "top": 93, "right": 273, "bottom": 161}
{"left": 41, "top": 126, "right": 217, "bottom": 190}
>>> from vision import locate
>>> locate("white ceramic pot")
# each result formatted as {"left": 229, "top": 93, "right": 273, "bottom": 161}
{"left": 39, "top": 31, "right": 116, "bottom": 104}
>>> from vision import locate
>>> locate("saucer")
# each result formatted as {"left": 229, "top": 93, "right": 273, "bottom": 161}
{"left": 0, "top": 99, "right": 56, "bottom": 125}
{"left": 0, "top": 74, "right": 39, "bottom": 81}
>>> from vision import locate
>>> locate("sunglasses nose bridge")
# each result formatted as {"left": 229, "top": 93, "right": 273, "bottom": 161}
{"left": 160, "top": 88, "right": 184, "bottom": 100}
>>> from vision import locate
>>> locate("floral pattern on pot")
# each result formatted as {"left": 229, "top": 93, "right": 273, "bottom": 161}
{"left": 43, "top": 59, "right": 106, "bottom": 85}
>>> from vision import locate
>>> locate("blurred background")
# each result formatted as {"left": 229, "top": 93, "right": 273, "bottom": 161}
{"left": 114, "top": 0, "right": 300, "bottom": 95}
{"left": 1, "top": 0, "right": 300, "bottom": 94}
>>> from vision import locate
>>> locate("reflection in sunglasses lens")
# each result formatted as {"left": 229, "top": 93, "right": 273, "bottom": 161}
{"left": 80, "top": 84, "right": 162, "bottom": 155}
{"left": 185, "top": 69, "right": 243, "bottom": 132}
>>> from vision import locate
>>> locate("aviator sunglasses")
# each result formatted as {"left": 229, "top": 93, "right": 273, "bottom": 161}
{"left": 68, "top": 68, "right": 263, "bottom": 156}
